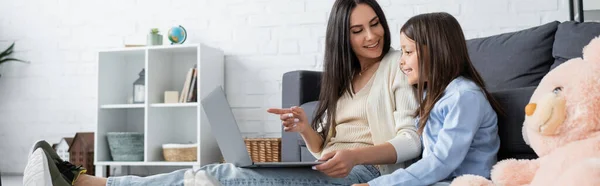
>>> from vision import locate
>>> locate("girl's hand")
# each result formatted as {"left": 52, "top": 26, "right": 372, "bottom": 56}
{"left": 314, "top": 149, "right": 359, "bottom": 178}
{"left": 267, "top": 106, "right": 309, "bottom": 134}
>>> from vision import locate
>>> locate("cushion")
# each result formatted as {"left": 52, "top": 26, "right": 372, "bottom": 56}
{"left": 551, "top": 21, "right": 600, "bottom": 69}
{"left": 491, "top": 86, "right": 538, "bottom": 160}
{"left": 467, "top": 21, "right": 559, "bottom": 91}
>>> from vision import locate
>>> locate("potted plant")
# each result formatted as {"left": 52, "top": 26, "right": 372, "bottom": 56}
{"left": 0, "top": 42, "right": 28, "bottom": 78}
{"left": 147, "top": 28, "right": 163, "bottom": 46}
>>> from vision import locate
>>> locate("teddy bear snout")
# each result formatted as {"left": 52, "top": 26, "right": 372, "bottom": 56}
{"left": 525, "top": 103, "right": 537, "bottom": 116}
{"left": 525, "top": 93, "right": 567, "bottom": 136}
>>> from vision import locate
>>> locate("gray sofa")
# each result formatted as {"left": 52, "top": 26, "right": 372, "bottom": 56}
{"left": 281, "top": 21, "right": 600, "bottom": 163}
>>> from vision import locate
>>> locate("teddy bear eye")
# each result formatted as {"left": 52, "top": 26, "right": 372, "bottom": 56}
{"left": 553, "top": 87, "right": 563, "bottom": 94}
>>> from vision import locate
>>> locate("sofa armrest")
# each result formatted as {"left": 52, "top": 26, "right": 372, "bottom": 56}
{"left": 281, "top": 70, "right": 322, "bottom": 162}
{"left": 281, "top": 70, "right": 322, "bottom": 108}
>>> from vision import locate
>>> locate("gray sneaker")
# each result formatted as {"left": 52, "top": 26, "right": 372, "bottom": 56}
{"left": 23, "top": 140, "right": 86, "bottom": 186}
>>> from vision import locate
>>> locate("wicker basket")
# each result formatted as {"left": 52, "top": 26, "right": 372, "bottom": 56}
{"left": 162, "top": 144, "right": 197, "bottom": 162}
{"left": 244, "top": 138, "right": 281, "bottom": 162}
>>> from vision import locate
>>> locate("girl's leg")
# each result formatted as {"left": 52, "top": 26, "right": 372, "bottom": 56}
{"left": 198, "top": 163, "right": 380, "bottom": 186}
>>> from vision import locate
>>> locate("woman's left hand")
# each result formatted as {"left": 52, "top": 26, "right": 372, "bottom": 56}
{"left": 314, "top": 149, "right": 359, "bottom": 178}
{"left": 352, "top": 184, "right": 369, "bottom": 186}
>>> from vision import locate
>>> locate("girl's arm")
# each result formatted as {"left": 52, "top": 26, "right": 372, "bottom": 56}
{"left": 369, "top": 90, "right": 492, "bottom": 186}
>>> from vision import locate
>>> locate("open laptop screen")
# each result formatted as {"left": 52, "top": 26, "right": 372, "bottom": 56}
{"left": 201, "top": 87, "right": 253, "bottom": 167}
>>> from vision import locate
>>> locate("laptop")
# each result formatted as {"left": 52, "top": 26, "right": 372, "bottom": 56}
{"left": 201, "top": 87, "right": 323, "bottom": 168}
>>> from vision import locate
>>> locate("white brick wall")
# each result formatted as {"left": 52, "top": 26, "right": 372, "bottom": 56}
{"left": 0, "top": 0, "right": 568, "bottom": 173}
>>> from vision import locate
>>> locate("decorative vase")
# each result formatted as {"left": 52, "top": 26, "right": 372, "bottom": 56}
{"left": 147, "top": 33, "right": 163, "bottom": 46}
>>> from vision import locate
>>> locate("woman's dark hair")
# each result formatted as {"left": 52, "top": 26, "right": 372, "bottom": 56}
{"left": 312, "top": 0, "right": 391, "bottom": 142}
{"left": 400, "top": 12, "right": 504, "bottom": 134}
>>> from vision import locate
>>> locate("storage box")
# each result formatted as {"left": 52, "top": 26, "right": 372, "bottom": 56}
{"left": 107, "top": 132, "right": 144, "bottom": 161}
{"left": 162, "top": 143, "right": 197, "bottom": 162}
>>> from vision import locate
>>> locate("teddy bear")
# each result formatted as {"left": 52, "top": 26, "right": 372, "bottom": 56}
{"left": 450, "top": 36, "right": 600, "bottom": 186}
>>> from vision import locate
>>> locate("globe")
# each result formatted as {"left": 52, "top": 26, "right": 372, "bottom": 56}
{"left": 168, "top": 25, "right": 187, "bottom": 44}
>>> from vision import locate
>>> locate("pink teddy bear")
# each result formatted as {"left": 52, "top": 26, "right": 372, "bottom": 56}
{"left": 451, "top": 36, "right": 600, "bottom": 186}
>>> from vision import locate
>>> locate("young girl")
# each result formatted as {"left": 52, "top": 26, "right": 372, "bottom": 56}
{"left": 359, "top": 12, "right": 503, "bottom": 186}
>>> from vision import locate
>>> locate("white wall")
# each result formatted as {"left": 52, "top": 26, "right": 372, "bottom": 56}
{"left": 584, "top": 0, "right": 600, "bottom": 10}
{"left": 0, "top": 0, "right": 568, "bottom": 174}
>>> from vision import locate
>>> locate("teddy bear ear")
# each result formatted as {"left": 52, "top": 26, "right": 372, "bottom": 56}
{"left": 583, "top": 36, "right": 600, "bottom": 62}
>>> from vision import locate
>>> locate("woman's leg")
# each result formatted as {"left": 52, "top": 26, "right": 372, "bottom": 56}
{"left": 75, "top": 174, "right": 107, "bottom": 186}
{"left": 26, "top": 140, "right": 379, "bottom": 186}
{"left": 105, "top": 169, "right": 188, "bottom": 186}
{"left": 69, "top": 164, "right": 379, "bottom": 186}
{"left": 197, "top": 163, "right": 380, "bottom": 186}
{"left": 27, "top": 139, "right": 378, "bottom": 186}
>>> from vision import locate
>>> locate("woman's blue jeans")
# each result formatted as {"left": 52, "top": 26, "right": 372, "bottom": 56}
{"left": 106, "top": 163, "right": 380, "bottom": 186}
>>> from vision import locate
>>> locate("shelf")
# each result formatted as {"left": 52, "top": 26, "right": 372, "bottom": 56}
{"left": 100, "top": 44, "right": 200, "bottom": 53}
{"left": 98, "top": 50, "right": 145, "bottom": 106}
{"left": 95, "top": 161, "right": 199, "bottom": 166}
{"left": 145, "top": 161, "right": 200, "bottom": 166}
{"left": 146, "top": 106, "right": 198, "bottom": 162}
{"left": 100, "top": 104, "right": 144, "bottom": 109}
{"left": 147, "top": 44, "right": 200, "bottom": 53}
{"left": 96, "top": 44, "right": 225, "bottom": 177}
{"left": 99, "top": 47, "right": 145, "bottom": 54}
{"left": 150, "top": 103, "right": 198, "bottom": 108}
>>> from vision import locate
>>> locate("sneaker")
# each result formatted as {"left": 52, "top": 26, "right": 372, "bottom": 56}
{"left": 23, "top": 140, "right": 87, "bottom": 186}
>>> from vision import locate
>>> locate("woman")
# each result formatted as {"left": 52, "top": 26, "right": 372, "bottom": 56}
{"left": 268, "top": 0, "right": 421, "bottom": 179}
{"left": 22, "top": 0, "right": 420, "bottom": 185}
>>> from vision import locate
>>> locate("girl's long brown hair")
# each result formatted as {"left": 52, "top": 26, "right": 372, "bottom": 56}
{"left": 400, "top": 12, "right": 504, "bottom": 134}
{"left": 312, "top": 0, "right": 391, "bottom": 142}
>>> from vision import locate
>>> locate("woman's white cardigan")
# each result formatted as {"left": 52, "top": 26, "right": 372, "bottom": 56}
{"left": 314, "top": 50, "right": 422, "bottom": 175}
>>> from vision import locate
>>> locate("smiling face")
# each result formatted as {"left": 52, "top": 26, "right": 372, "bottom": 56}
{"left": 400, "top": 32, "right": 420, "bottom": 85}
{"left": 349, "top": 3, "right": 385, "bottom": 63}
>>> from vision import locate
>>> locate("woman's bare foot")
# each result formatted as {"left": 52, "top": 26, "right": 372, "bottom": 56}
{"left": 74, "top": 174, "right": 107, "bottom": 186}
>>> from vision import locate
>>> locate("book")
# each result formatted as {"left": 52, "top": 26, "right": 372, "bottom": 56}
{"left": 187, "top": 65, "right": 198, "bottom": 102}
{"left": 179, "top": 67, "right": 194, "bottom": 103}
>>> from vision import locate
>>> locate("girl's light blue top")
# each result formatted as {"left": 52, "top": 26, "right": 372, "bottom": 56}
{"left": 369, "top": 77, "right": 500, "bottom": 186}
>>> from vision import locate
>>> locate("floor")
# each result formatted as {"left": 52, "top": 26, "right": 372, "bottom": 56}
{"left": 2, "top": 175, "right": 23, "bottom": 186}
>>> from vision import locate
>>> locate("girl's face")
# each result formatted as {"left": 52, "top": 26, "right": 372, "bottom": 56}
{"left": 349, "top": 4, "right": 385, "bottom": 62}
{"left": 400, "top": 32, "right": 420, "bottom": 85}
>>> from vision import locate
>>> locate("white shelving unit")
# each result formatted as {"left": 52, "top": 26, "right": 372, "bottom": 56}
{"left": 94, "top": 44, "right": 224, "bottom": 177}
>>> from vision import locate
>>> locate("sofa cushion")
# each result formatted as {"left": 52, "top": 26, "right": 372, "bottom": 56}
{"left": 552, "top": 21, "right": 600, "bottom": 69}
{"left": 491, "top": 86, "right": 538, "bottom": 160}
{"left": 467, "top": 21, "right": 559, "bottom": 91}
